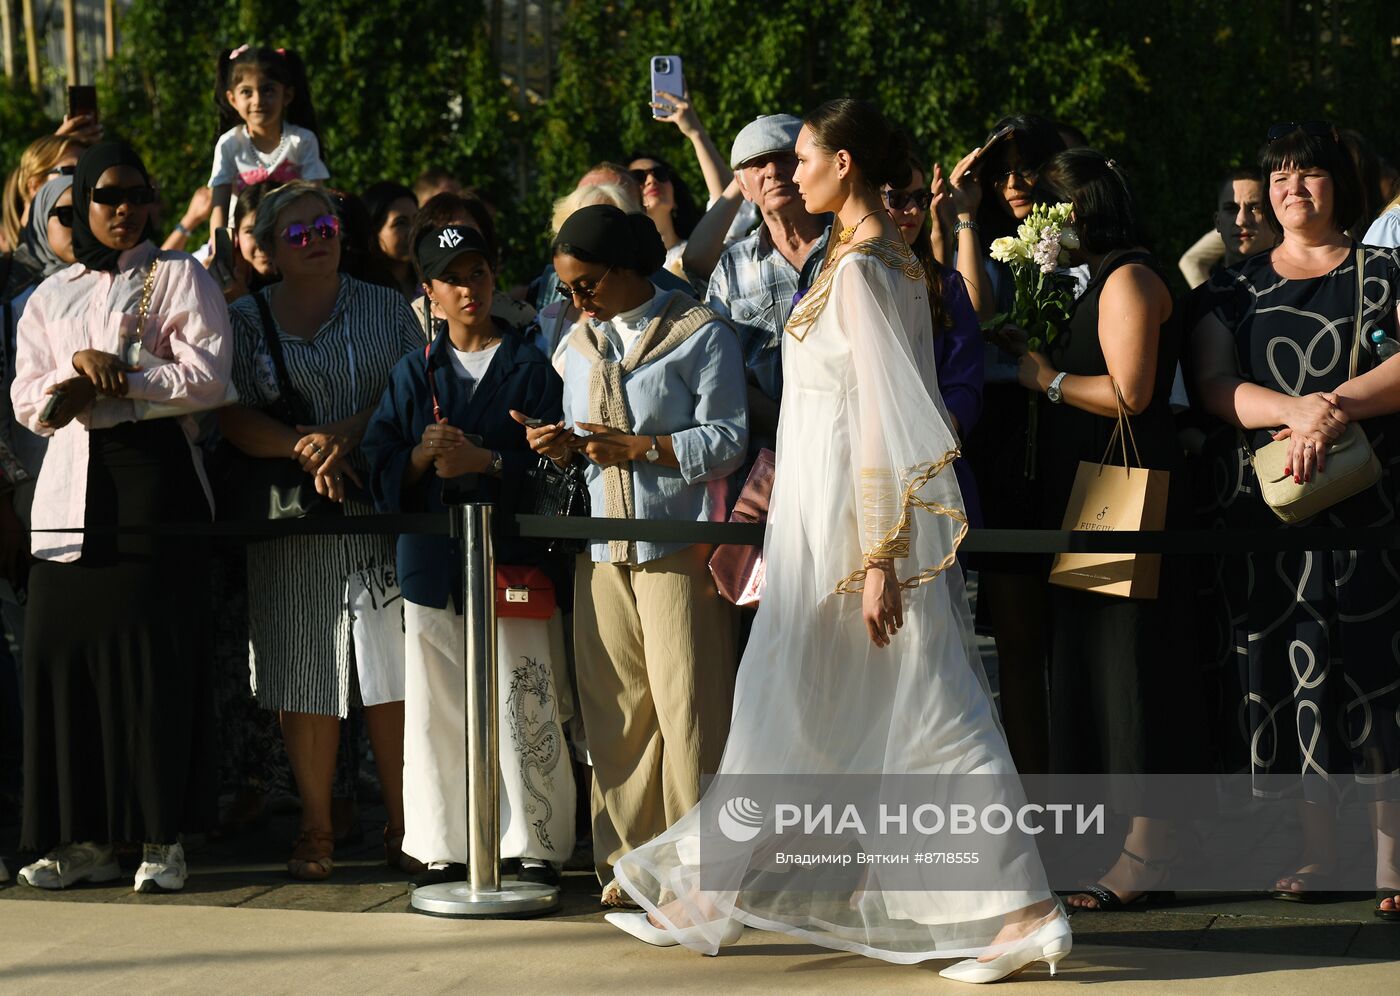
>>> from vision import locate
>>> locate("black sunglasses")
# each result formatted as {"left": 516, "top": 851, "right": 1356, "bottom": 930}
{"left": 629, "top": 164, "right": 671, "bottom": 186}
{"left": 555, "top": 266, "right": 614, "bottom": 304}
{"left": 1266, "top": 120, "right": 1338, "bottom": 143}
{"left": 90, "top": 185, "right": 157, "bottom": 207}
{"left": 884, "top": 189, "right": 934, "bottom": 211}
{"left": 47, "top": 165, "right": 76, "bottom": 177}
{"left": 48, "top": 204, "right": 74, "bottom": 228}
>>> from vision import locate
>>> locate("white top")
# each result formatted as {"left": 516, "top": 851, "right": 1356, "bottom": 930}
{"left": 1364, "top": 207, "right": 1400, "bottom": 249}
{"left": 208, "top": 122, "right": 330, "bottom": 191}
{"left": 446, "top": 341, "right": 500, "bottom": 401}
{"left": 601, "top": 287, "right": 660, "bottom": 358}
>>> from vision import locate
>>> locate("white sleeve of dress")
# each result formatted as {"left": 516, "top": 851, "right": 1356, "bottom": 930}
{"left": 833, "top": 252, "right": 969, "bottom": 594}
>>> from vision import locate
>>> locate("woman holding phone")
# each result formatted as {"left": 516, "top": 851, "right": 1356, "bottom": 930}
{"left": 362, "top": 224, "right": 575, "bottom": 887}
{"left": 516, "top": 204, "right": 747, "bottom": 907}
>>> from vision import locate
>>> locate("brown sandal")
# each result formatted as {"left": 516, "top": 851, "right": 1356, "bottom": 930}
{"left": 288, "top": 830, "right": 335, "bottom": 881}
{"left": 384, "top": 825, "right": 426, "bottom": 875}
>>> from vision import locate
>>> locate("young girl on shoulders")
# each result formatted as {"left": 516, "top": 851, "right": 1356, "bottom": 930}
{"left": 207, "top": 45, "right": 328, "bottom": 239}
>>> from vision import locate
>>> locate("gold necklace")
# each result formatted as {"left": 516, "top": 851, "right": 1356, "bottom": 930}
{"left": 836, "top": 208, "right": 885, "bottom": 246}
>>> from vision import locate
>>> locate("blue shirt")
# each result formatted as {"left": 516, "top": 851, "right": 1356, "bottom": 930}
{"left": 558, "top": 291, "right": 748, "bottom": 565}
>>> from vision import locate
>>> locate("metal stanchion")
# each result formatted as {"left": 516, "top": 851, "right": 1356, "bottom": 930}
{"left": 411, "top": 503, "right": 560, "bottom": 917}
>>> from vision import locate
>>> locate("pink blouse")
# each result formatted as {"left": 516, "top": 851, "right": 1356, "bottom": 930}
{"left": 10, "top": 243, "right": 234, "bottom": 562}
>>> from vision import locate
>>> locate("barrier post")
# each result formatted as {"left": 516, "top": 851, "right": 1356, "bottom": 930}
{"left": 411, "top": 503, "right": 559, "bottom": 917}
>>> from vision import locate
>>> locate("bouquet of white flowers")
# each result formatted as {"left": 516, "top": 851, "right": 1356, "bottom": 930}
{"left": 987, "top": 201, "right": 1079, "bottom": 351}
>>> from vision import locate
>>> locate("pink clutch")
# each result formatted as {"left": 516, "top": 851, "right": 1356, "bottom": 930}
{"left": 708, "top": 448, "right": 775, "bottom": 606}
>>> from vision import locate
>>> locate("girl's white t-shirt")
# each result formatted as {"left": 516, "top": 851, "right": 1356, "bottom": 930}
{"left": 447, "top": 342, "right": 501, "bottom": 401}
{"left": 208, "top": 122, "right": 330, "bottom": 192}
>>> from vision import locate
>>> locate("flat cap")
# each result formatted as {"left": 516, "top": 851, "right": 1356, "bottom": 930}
{"left": 729, "top": 114, "right": 802, "bottom": 169}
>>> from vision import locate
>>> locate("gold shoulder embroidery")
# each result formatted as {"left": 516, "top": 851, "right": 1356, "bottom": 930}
{"left": 784, "top": 238, "right": 925, "bottom": 342}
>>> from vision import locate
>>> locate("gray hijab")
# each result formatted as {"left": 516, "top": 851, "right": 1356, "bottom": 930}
{"left": 18, "top": 175, "right": 75, "bottom": 278}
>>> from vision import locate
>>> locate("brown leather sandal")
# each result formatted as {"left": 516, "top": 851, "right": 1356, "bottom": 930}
{"left": 287, "top": 830, "right": 335, "bottom": 881}
{"left": 384, "top": 825, "right": 426, "bottom": 875}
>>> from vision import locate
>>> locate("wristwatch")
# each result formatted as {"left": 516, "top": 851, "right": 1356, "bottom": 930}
{"left": 1046, "top": 371, "right": 1069, "bottom": 404}
{"left": 489, "top": 450, "right": 504, "bottom": 474}
{"left": 644, "top": 435, "right": 660, "bottom": 462}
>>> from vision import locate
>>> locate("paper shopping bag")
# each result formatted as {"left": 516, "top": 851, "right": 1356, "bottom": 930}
{"left": 1049, "top": 461, "right": 1169, "bottom": 599}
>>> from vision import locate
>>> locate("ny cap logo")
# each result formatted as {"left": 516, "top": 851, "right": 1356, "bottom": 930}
{"left": 439, "top": 228, "right": 464, "bottom": 249}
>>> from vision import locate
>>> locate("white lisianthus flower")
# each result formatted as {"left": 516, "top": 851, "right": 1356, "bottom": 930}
{"left": 1060, "top": 225, "right": 1081, "bottom": 250}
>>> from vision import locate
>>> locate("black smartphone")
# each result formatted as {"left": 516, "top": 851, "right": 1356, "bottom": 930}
{"left": 40, "top": 389, "right": 67, "bottom": 425}
{"left": 965, "top": 125, "right": 1015, "bottom": 173}
{"left": 522, "top": 416, "right": 545, "bottom": 428}
{"left": 210, "top": 227, "right": 235, "bottom": 288}
{"left": 67, "top": 85, "right": 98, "bottom": 121}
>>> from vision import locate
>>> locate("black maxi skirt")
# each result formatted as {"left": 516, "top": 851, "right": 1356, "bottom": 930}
{"left": 21, "top": 419, "right": 216, "bottom": 850}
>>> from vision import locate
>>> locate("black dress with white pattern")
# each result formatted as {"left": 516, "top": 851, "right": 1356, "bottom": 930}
{"left": 1204, "top": 244, "right": 1400, "bottom": 800}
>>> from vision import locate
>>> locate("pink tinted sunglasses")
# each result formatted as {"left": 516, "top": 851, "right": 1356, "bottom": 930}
{"left": 281, "top": 214, "right": 340, "bottom": 249}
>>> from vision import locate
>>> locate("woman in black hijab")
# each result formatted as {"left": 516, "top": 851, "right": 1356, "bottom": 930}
{"left": 11, "top": 141, "right": 234, "bottom": 894}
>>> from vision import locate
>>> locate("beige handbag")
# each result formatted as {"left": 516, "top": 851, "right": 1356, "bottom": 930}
{"left": 1249, "top": 246, "right": 1380, "bottom": 523}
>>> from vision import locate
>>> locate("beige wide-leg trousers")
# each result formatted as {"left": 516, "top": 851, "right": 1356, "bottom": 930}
{"left": 574, "top": 543, "right": 737, "bottom": 883}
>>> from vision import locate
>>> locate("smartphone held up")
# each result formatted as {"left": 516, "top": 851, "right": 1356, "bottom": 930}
{"left": 650, "top": 55, "right": 684, "bottom": 118}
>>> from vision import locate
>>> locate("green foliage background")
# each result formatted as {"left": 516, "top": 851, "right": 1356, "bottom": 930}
{"left": 3, "top": 0, "right": 1398, "bottom": 286}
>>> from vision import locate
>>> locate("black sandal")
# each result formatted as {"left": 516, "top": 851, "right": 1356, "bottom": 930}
{"left": 1270, "top": 866, "right": 1343, "bottom": 904}
{"left": 1066, "top": 847, "right": 1176, "bottom": 912}
{"left": 1376, "top": 888, "right": 1400, "bottom": 922}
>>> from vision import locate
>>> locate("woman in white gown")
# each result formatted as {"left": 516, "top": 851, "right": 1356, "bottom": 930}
{"left": 605, "top": 99, "right": 1071, "bottom": 983}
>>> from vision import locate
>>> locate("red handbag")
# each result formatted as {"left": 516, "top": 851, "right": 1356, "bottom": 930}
{"left": 708, "top": 448, "right": 775, "bottom": 607}
{"left": 494, "top": 566, "right": 557, "bottom": 620}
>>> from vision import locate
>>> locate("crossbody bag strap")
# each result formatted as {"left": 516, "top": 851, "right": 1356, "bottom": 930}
{"left": 252, "top": 290, "right": 312, "bottom": 421}
{"left": 1350, "top": 243, "right": 1366, "bottom": 380}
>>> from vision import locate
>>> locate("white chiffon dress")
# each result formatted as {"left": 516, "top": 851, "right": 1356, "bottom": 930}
{"left": 614, "top": 239, "right": 1057, "bottom": 962}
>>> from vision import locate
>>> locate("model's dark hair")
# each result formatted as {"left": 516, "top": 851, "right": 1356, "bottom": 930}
{"left": 974, "top": 113, "right": 1067, "bottom": 242}
{"left": 804, "top": 98, "right": 911, "bottom": 190}
{"left": 410, "top": 191, "right": 499, "bottom": 276}
{"left": 626, "top": 150, "right": 701, "bottom": 239}
{"left": 1038, "top": 149, "right": 1140, "bottom": 254}
{"left": 215, "top": 46, "right": 322, "bottom": 158}
{"left": 895, "top": 147, "right": 950, "bottom": 335}
{"left": 1258, "top": 125, "right": 1364, "bottom": 235}
{"left": 1220, "top": 166, "right": 1263, "bottom": 189}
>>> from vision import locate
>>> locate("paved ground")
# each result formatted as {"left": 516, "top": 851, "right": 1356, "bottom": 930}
{"left": 2, "top": 900, "right": 1397, "bottom": 994}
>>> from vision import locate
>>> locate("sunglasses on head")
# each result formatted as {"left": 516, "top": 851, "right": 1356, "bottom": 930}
{"left": 48, "top": 204, "right": 74, "bottom": 228}
{"left": 629, "top": 164, "right": 671, "bottom": 186}
{"left": 90, "top": 185, "right": 156, "bottom": 207}
{"left": 884, "top": 189, "right": 933, "bottom": 211}
{"left": 555, "top": 266, "right": 614, "bottom": 304}
{"left": 1266, "top": 120, "right": 1337, "bottom": 143}
{"left": 47, "top": 165, "right": 76, "bottom": 177}
{"left": 281, "top": 214, "right": 341, "bottom": 248}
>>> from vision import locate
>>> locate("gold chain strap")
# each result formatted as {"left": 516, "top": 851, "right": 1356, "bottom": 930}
{"left": 138, "top": 258, "right": 159, "bottom": 327}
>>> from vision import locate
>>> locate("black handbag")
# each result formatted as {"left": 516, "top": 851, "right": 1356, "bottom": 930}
{"left": 519, "top": 455, "right": 590, "bottom": 553}
{"left": 210, "top": 294, "right": 338, "bottom": 523}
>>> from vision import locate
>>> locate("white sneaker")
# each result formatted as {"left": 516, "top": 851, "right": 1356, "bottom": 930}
{"left": 18, "top": 841, "right": 121, "bottom": 889}
{"left": 134, "top": 841, "right": 187, "bottom": 893}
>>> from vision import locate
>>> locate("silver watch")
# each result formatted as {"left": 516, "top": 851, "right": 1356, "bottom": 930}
{"left": 1046, "top": 371, "right": 1068, "bottom": 404}
{"left": 644, "top": 435, "right": 660, "bottom": 462}
{"left": 489, "top": 450, "right": 504, "bottom": 474}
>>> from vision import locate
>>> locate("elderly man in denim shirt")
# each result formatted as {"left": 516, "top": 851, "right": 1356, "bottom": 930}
{"left": 704, "top": 115, "right": 829, "bottom": 453}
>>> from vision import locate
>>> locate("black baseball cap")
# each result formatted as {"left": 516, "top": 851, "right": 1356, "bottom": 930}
{"left": 415, "top": 225, "right": 492, "bottom": 281}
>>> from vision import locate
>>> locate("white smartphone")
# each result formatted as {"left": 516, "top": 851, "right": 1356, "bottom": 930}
{"left": 650, "top": 55, "right": 684, "bottom": 119}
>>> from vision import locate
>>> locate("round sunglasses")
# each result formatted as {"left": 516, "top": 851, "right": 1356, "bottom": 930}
{"left": 281, "top": 214, "right": 341, "bottom": 249}
{"left": 555, "top": 266, "right": 614, "bottom": 304}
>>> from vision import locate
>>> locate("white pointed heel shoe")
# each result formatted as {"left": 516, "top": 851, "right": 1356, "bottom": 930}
{"left": 604, "top": 910, "right": 744, "bottom": 954}
{"left": 937, "top": 913, "right": 1072, "bottom": 984}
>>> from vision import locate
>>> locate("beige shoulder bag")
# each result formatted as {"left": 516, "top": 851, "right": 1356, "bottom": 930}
{"left": 1249, "top": 245, "right": 1380, "bottom": 523}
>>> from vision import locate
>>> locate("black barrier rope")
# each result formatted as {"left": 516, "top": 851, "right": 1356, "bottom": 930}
{"left": 29, "top": 512, "right": 1400, "bottom": 554}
